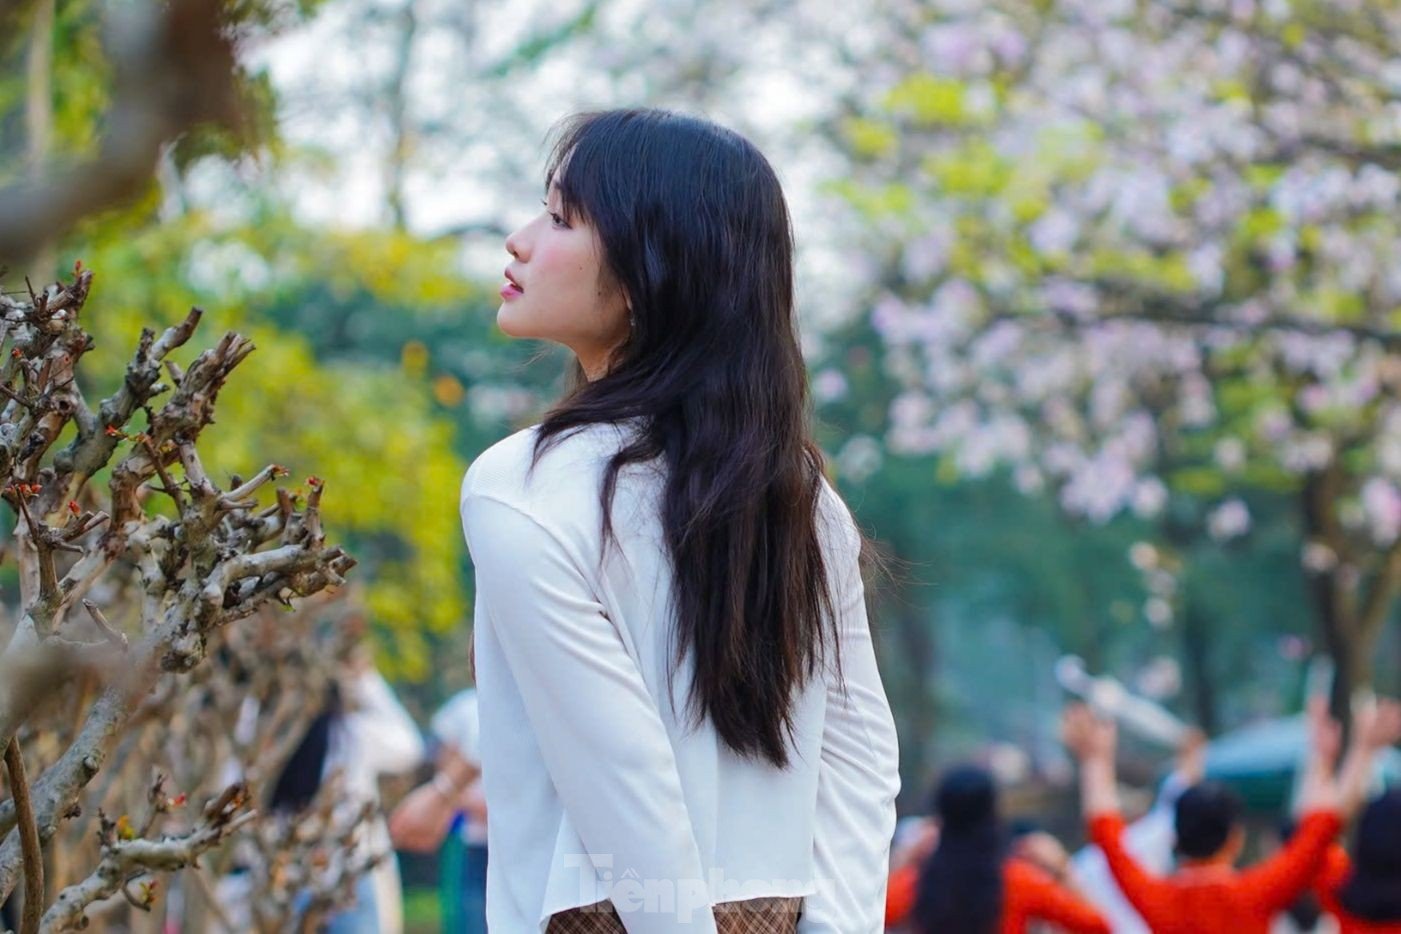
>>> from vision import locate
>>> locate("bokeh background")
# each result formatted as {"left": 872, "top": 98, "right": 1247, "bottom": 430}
{"left": 6, "top": 0, "right": 1401, "bottom": 924}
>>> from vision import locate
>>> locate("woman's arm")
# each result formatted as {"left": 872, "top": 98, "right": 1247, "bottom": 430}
{"left": 463, "top": 492, "right": 718, "bottom": 934}
{"left": 798, "top": 494, "right": 901, "bottom": 934}
{"left": 387, "top": 745, "right": 480, "bottom": 854}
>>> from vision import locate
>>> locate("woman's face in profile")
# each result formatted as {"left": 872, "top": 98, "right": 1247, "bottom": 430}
{"left": 500, "top": 179, "right": 630, "bottom": 376}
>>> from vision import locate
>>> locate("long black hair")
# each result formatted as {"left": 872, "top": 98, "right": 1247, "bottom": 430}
{"left": 529, "top": 108, "right": 840, "bottom": 769}
{"left": 913, "top": 765, "right": 1007, "bottom": 934}
{"left": 268, "top": 681, "right": 343, "bottom": 812}
{"left": 1338, "top": 789, "right": 1401, "bottom": 922}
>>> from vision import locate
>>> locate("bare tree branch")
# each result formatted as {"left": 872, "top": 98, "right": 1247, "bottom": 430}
{"left": 0, "top": 266, "right": 361, "bottom": 920}
{"left": 5, "top": 738, "right": 42, "bottom": 934}
{"left": 39, "top": 782, "right": 254, "bottom": 932}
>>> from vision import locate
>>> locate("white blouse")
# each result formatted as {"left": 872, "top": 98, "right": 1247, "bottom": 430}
{"left": 460, "top": 423, "right": 901, "bottom": 933}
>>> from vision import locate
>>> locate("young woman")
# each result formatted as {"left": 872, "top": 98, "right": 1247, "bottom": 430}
{"left": 1317, "top": 791, "right": 1401, "bottom": 933}
{"left": 887, "top": 766, "right": 1110, "bottom": 934}
{"left": 459, "top": 108, "right": 901, "bottom": 933}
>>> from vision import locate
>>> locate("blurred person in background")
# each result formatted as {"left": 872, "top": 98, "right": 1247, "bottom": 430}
{"left": 1311, "top": 700, "right": 1401, "bottom": 934}
{"left": 389, "top": 687, "right": 488, "bottom": 934}
{"left": 217, "top": 635, "right": 424, "bottom": 933}
{"left": 1063, "top": 700, "right": 1351, "bottom": 934}
{"left": 1069, "top": 726, "right": 1208, "bottom": 933}
{"left": 1268, "top": 816, "right": 1333, "bottom": 934}
{"left": 885, "top": 764, "right": 1110, "bottom": 934}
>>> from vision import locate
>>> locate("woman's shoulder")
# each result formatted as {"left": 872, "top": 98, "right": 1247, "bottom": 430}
{"left": 814, "top": 473, "right": 861, "bottom": 561}
{"left": 461, "top": 424, "right": 540, "bottom": 501}
{"left": 461, "top": 421, "right": 637, "bottom": 518}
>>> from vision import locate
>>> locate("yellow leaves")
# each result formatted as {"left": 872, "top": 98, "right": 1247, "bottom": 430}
{"left": 1085, "top": 247, "right": 1195, "bottom": 291}
{"left": 820, "top": 179, "right": 914, "bottom": 219}
{"left": 1010, "top": 193, "right": 1049, "bottom": 224}
{"left": 1235, "top": 207, "right": 1285, "bottom": 245}
{"left": 326, "top": 229, "right": 476, "bottom": 308}
{"left": 923, "top": 142, "right": 1013, "bottom": 197}
{"left": 1298, "top": 224, "right": 1323, "bottom": 254}
{"left": 1306, "top": 287, "right": 1366, "bottom": 323}
{"left": 1007, "top": 238, "right": 1046, "bottom": 276}
{"left": 883, "top": 74, "right": 970, "bottom": 126}
{"left": 1170, "top": 178, "right": 1212, "bottom": 214}
{"left": 841, "top": 117, "right": 899, "bottom": 160}
{"left": 401, "top": 340, "right": 429, "bottom": 377}
{"left": 1245, "top": 165, "right": 1286, "bottom": 190}
{"left": 1211, "top": 78, "right": 1252, "bottom": 105}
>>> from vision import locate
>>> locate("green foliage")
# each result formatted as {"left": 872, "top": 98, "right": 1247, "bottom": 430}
{"left": 61, "top": 208, "right": 475, "bottom": 681}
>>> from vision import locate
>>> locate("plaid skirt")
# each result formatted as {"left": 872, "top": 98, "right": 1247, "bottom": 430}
{"left": 546, "top": 895, "right": 803, "bottom": 933}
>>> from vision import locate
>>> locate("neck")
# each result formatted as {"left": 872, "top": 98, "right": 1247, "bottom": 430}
{"left": 578, "top": 354, "right": 608, "bottom": 381}
{"left": 575, "top": 341, "right": 622, "bottom": 381}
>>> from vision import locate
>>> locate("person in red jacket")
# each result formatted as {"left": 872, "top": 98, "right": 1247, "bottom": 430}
{"left": 886, "top": 764, "right": 1110, "bottom": 934}
{"left": 1315, "top": 698, "right": 1401, "bottom": 933}
{"left": 1062, "top": 700, "right": 1347, "bottom": 934}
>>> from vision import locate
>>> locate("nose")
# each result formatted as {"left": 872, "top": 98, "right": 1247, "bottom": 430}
{"left": 505, "top": 226, "right": 525, "bottom": 261}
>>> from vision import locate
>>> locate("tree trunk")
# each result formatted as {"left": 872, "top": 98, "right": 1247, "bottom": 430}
{"left": 881, "top": 581, "right": 937, "bottom": 812}
{"left": 1179, "top": 599, "right": 1220, "bottom": 735}
{"left": 1302, "top": 467, "right": 1365, "bottom": 725}
{"left": 1158, "top": 512, "right": 1220, "bottom": 733}
{"left": 26, "top": 0, "right": 56, "bottom": 282}
{"left": 383, "top": 0, "right": 418, "bottom": 231}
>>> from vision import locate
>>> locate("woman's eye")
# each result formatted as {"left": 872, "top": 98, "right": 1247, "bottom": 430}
{"left": 540, "top": 199, "right": 567, "bottom": 228}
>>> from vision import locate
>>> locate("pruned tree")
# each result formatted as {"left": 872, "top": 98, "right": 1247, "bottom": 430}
{"left": 18, "top": 589, "right": 400, "bottom": 933}
{"left": 0, "top": 265, "right": 359, "bottom": 931}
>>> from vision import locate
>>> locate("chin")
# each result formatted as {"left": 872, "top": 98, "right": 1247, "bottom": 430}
{"left": 496, "top": 303, "right": 535, "bottom": 339}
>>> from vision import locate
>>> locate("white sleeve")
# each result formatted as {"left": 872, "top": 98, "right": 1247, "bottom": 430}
{"left": 798, "top": 497, "right": 901, "bottom": 934}
{"left": 1123, "top": 770, "right": 1191, "bottom": 872}
{"left": 463, "top": 492, "right": 718, "bottom": 934}
{"left": 343, "top": 669, "right": 426, "bottom": 777}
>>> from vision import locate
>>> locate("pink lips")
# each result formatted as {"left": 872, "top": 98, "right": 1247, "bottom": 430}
{"left": 501, "top": 269, "right": 524, "bottom": 300}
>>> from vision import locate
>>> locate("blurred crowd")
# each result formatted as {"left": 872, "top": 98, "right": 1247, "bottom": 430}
{"left": 204, "top": 655, "right": 1400, "bottom": 934}
{"left": 885, "top": 699, "right": 1401, "bottom": 934}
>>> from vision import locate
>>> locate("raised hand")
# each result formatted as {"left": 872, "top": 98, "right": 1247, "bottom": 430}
{"left": 1063, "top": 703, "right": 1120, "bottom": 817}
{"left": 1336, "top": 696, "right": 1401, "bottom": 818}
{"left": 1062, "top": 702, "right": 1117, "bottom": 764}
{"left": 1175, "top": 727, "right": 1208, "bottom": 785}
{"left": 1355, "top": 697, "right": 1401, "bottom": 751}
{"left": 1295, "top": 695, "right": 1344, "bottom": 815}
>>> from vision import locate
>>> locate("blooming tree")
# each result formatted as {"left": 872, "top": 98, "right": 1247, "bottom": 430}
{"left": 835, "top": 0, "right": 1401, "bottom": 715}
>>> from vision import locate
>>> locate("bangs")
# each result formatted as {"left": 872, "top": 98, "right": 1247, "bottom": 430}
{"left": 544, "top": 112, "right": 609, "bottom": 227}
